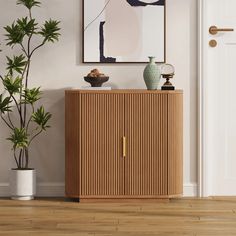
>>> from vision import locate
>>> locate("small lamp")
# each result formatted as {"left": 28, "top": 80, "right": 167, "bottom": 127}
{"left": 161, "top": 64, "right": 175, "bottom": 90}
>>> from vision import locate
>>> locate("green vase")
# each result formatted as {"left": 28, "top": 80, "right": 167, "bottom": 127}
{"left": 143, "top": 57, "right": 161, "bottom": 90}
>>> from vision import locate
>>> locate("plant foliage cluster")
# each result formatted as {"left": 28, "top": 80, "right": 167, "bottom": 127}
{"left": 0, "top": 0, "right": 60, "bottom": 169}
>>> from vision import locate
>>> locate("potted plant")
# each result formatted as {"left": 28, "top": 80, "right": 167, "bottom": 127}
{"left": 0, "top": 0, "right": 60, "bottom": 200}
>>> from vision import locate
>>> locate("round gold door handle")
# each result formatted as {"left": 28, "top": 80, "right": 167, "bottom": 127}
{"left": 209, "top": 40, "right": 217, "bottom": 47}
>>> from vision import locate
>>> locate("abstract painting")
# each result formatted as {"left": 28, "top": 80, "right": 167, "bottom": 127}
{"left": 83, "top": 0, "right": 166, "bottom": 63}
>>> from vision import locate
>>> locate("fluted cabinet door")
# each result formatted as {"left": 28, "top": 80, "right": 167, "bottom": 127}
{"left": 80, "top": 93, "right": 125, "bottom": 197}
{"left": 65, "top": 92, "right": 81, "bottom": 197}
{"left": 124, "top": 93, "right": 168, "bottom": 197}
{"left": 66, "top": 90, "right": 183, "bottom": 200}
{"left": 167, "top": 93, "right": 183, "bottom": 196}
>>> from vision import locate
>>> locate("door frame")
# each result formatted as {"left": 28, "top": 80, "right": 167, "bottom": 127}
{"left": 198, "top": 0, "right": 208, "bottom": 197}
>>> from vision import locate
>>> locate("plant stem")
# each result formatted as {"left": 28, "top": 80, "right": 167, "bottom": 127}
{"left": 20, "top": 43, "right": 28, "bottom": 57}
{"left": 19, "top": 149, "right": 23, "bottom": 169}
{"left": 10, "top": 94, "right": 24, "bottom": 127}
{"left": 14, "top": 149, "right": 20, "bottom": 169}
{"left": 0, "top": 114, "right": 14, "bottom": 130}
{"left": 28, "top": 35, "right": 33, "bottom": 56}
{"left": 29, "top": 9, "right": 32, "bottom": 20}
{"left": 23, "top": 59, "right": 31, "bottom": 126}
{"left": 24, "top": 148, "right": 29, "bottom": 169}
{"left": 30, "top": 41, "right": 45, "bottom": 58}
{"left": 26, "top": 116, "right": 32, "bottom": 132}
{"left": 27, "top": 9, "right": 33, "bottom": 57}
{"left": 22, "top": 9, "right": 34, "bottom": 127}
{"left": 26, "top": 105, "right": 34, "bottom": 133}
{"left": 29, "top": 128, "right": 43, "bottom": 145}
{"left": 7, "top": 112, "right": 14, "bottom": 128}
{"left": 20, "top": 61, "right": 29, "bottom": 125}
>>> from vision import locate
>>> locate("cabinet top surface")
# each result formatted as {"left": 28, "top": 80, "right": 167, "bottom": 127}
{"left": 65, "top": 89, "right": 183, "bottom": 94}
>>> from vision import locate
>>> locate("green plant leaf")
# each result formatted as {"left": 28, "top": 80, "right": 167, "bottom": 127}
{"left": 39, "top": 19, "right": 61, "bottom": 43}
{"left": 4, "top": 17, "right": 38, "bottom": 47}
{"left": 4, "top": 22, "right": 25, "bottom": 47}
{"left": 17, "top": 0, "right": 41, "bottom": 9}
{"left": 0, "top": 94, "right": 12, "bottom": 114}
{"left": 32, "top": 106, "right": 52, "bottom": 130}
{"left": 22, "top": 87, "right": 41, "bottom": 105}
{"left": 3, "top": 76, "right": 23, "bottom": 95}
{"left": 7, "top": 127, "right": 28, "bottom": 149}
{"left": 16, "top": 17, "right": 38, "bottom": 36}
{"left": 6, "top": 54, "right": 27, "bottom": 75}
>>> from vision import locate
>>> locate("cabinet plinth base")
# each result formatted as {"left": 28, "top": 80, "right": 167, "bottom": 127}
{"left": 65, "top": 194, "right": 183, "bottom": 203}
{"left": 78, "top": 198, "right": 170, "bottom": 203}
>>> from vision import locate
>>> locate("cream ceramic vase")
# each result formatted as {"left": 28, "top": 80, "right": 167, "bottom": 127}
{"left": 143, "top": 56, "right": 161, "bottom": 90}
{"left": 10, "top": 169, "right": 36, "bottom": 200}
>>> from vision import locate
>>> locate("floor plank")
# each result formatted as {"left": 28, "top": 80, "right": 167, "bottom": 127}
{"left": 0, "top": 198, "right": 236, "bottom": 235}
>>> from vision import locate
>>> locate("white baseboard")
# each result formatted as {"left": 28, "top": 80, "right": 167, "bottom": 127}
{"left": 0, "top": 182, "right": 198, "bottom": 197}
{"left": 0, "top": 183, "right": 9, "bottom": 197}
{"left": 36, "top": 183, "right": 65, "bottom": 197}
{"left": 0, "top": 182, "right": 65, "bottom": 197}
{"left": 183, "top": 183, "right": 198, "bottom": 197}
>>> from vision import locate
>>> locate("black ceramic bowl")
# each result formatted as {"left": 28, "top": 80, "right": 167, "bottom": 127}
{"left": 84, "top": 76, "right": 109, "bottom": 87}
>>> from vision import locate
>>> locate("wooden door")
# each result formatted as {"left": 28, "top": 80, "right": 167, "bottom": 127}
{"left": 124, "top": 93, "right": 168, "bottom": 197}
{"left": 80, "top": 93, "right": 125, "bottom": 197}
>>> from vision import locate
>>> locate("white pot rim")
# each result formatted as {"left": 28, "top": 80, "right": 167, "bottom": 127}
{"left": 11, "top": 168, "right": 35, "bottom": 171}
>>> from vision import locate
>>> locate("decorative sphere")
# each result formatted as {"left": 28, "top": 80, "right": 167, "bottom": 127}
{"left": 161, "top": 64, "right": 175, "bottom": 76}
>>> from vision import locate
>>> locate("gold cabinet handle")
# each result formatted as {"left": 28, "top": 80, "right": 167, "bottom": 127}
{"left": 122, "top": 136, "right": 126, "bottom": 158}
{"left": 209, "top": 25, "right": 234, "bottom": 35}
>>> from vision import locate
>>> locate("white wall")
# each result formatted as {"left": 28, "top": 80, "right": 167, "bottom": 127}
{"left": 0, "top": 0, "right": 198, "bottom": 196}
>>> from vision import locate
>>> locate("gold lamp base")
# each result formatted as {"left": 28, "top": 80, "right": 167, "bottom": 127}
{"left": 161, "top": 75, "right": 175, "bottom": 91}
{"left": 161, "top": 85, "right": 175, "bottom": 90}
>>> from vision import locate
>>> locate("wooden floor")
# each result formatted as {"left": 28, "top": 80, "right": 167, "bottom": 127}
{"left": 0, "top": 198, "right": 236, "bottom": 235}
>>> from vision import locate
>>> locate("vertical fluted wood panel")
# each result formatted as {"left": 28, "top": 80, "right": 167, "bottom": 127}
{"left": 66, "top": 90, "right": 183, "bottom": 199}
{"left": 125, "top": 93, "right": 168, "bottom": 196}
{"left": 167, "top": 93, "right": 183, "bottom": 195}
{"left": 80, "top": 93, "right": 124, "bottom": 197}
{"left": 65, "top": 92, "right": 81, "bottom": 197}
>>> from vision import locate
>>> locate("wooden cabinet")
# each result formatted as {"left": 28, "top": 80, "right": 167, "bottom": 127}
{"left": 65, "top": 90, "right": 183, "bottom": 201}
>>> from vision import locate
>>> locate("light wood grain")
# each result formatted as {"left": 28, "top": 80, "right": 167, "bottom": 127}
{"left": 65, "top": 90, "right": 183, "bottom": 200}
{"left": 168, "top": 93, "right": 183, "bottom": 195}
{"left": 125, "top": 93, "right": 168, "bottom": 196}
{"left": 1, "top": 198, "right": 236, "bottom": 235}
{"left": 65, "top": 89, "right": 183, "bottom": 94}
{"left": 79, "top": 93, "right": 124, "bottom": 197}
{"left": 65, "top": 92, "right": 81, "bottom": 197}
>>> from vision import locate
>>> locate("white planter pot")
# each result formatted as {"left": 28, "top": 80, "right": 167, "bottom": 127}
{"left": 9, "top": 169, "right": 36, "bottom": 200}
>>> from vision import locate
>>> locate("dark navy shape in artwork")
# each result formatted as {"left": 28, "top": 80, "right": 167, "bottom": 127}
{"left": 126, "top": 0, "right": 165, "bottom": 7}
{"left": 99, "top": 21, "right": 116, "bottom": 63}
